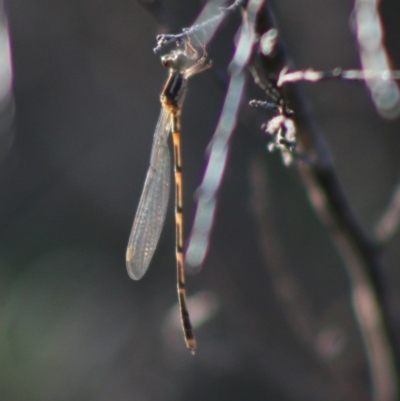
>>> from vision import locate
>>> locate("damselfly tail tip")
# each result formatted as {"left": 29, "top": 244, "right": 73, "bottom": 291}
{"left": 189, "top": 345, "right": 196, "bottom": 355}
{"left": 187, "top": 338, "right": 196, "bottom": 355}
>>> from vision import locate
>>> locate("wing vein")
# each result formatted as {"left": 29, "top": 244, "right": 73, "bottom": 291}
{"left": 126, "top": 107, "right": 171, "bottom": 280}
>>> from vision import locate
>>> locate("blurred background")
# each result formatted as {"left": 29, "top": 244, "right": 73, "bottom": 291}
{"left": 0, "top": 0, "right": 400, "bottom": 400}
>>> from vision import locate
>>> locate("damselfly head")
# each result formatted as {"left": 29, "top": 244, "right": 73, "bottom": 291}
{"left": 160, "top": 47, "right": 202, "bottom": 73}
{"left": 157, "top": 33, "right": 208, "bottom": 74}
{"left": 160, "top": 50, "right": 190, "bottom": 71}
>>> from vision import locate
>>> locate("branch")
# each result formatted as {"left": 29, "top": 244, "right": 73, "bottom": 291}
{"left": 0, "top": 1, "right": 14, "bottom": 162}
{"left": 153, "top": 0, "right": 246, "bottom": 56}
{"left": 353, "top": 0, "right": 400, "bottom": 119}
{"left": 253, "top": 6, "right": 399, "bottom": 401}
{"left": 185, "top": 0, "right": 265, "bottom": 269}
{"left": 375, "top": 178, "right": 400, "bottom": 242}
{"left": 277, "top": 68, "right": 400, "bottom": 85}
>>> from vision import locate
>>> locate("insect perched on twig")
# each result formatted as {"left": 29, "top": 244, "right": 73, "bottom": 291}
{"left": 126, "top": 34, "right": 211, "bottom": 354}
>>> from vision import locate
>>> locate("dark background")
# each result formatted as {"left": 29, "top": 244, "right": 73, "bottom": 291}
{"left": 1, "top": 1, "right": 400, "bottom": 400}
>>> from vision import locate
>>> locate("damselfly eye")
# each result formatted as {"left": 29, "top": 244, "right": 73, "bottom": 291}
{"left": 161, "top": 58, "right": 172, "bottom": 69}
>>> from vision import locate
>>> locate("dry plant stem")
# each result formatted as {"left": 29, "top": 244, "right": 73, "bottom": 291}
{"left": 249, "top": 154, "right": 370, "bottom": 401}
{"left": 276, "top": 70, "right": 400, "bottom": 242}
{"left": 353, "top": 0, "right": 400, "bottom": 118}
{"left": 255, "top": 6, "right": 398, "bottom": 401}
{"left": 152, "top": 0, "right": 246, "bottom": 56}
{"left": 375, "top": 179, "right": 400, "bottom": 243}
{"left": 186, "top": 0, "right": 265, "bottom": 268}
{"left": 278, "top": 68, "right": 400, "bottom": 85}
{"left": 299, "top": 165, "right": 397, "bottom": 401}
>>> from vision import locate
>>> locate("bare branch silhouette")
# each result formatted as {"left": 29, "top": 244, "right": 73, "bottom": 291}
{"left": 186, "top": 0, "right": 264, "bottom": 269}
{"left": 353, "top": 0, "right": 400, "bottom": 119}
{"left": 252, "top": 6, "right": 399, "bottom": 401}
{"left": 375, "top": 178, "right": 400, "bottom": 243}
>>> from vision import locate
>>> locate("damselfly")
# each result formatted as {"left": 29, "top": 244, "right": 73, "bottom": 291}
{"left": 126, "top": 35, "right": 210, "bottom": 354}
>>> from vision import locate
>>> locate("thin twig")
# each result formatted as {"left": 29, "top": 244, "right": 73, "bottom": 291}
{"left": 277, "top": 67, "right": 400, "bottom": 86}
{"left": 299, "top": 165, "right": 397, "bottom": 401}
{"left": 185, "top": 0, "right": 266, "bottom": 269}
{"left": 375, "top": 179, "right": 400, "bottom": 243}
{"left": 153, "top": 0, "right": 246, "bottom": 55}
{"left": 249, "top": 154, "right": 370, "bottom": 401}
{"left": 254, "top": 6, "right": 399, "bottom": 401}
{"left": 353, "top": 0, "right": 400, "bottom": 119}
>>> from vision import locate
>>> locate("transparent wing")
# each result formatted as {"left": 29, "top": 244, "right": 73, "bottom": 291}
{"left": 126, "top": 108, "right": 171, "bottom": 280}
